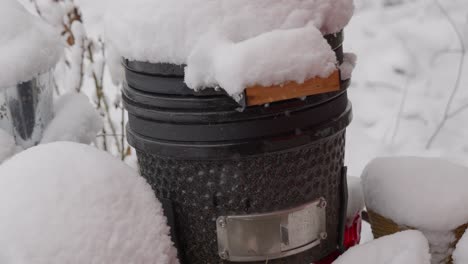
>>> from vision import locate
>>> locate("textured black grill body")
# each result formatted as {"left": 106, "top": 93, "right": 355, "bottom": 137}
{"left": 123, "top": 31, "right": 352, "bottom": 264}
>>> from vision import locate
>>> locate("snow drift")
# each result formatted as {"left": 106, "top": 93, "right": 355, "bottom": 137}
{"left": 0, "top": 142, "right": 178, "bottom": 264}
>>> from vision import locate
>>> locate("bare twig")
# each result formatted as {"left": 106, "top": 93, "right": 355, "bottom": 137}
{"left": 390, "top": 34, "right": 415, "bottom": 144}
{"left": 391, "top": 77, "right": 411, "bottom": 144}
{"left": 30, "top": 0, "right": 42, "bottom": 16}
{"left": 87, "top": 42, "right": 123, "bottom": 155}
{"left": 32, "top": 0, "right": 128, "bottom": 159}
{"left": 426, "top": 0, "right": 466, "bottom": 149}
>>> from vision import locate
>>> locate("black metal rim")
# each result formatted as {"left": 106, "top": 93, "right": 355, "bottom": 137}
{"left": 127, "top": 103, "right": 352, "bottom": 160}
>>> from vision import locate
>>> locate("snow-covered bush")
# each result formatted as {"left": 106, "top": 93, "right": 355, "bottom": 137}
{"left": 41, "top": 93, "right": 102, "bottom": 144}
{"left": 362, "top": 157, "right": 468, "bottom": 263}
{"left": 0, "top": 0, "right": 62, "bottom": 88}
{"left": 19, "top": 0, "right": 130, "bottom": 160}
{"left": 333, "top": 230, "right": 431, "bottom": 264}
{"left": 0, "top": 142, "right": 178, "bottom": 264}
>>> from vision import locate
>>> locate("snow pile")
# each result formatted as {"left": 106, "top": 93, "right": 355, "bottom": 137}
{"left": 453, "top": 229, "right": 468, "bottom": 264}
{"left": 105, "top": 0, "right": 354, "bottom": 96}
{"left": 339, "top": 53, "right": 357, "bottom": 80}
{"left": 0, "top": 0, "right": 62, "bottom": 88}
{"left": 41, "top": 93, "right": 102, "bottom": 145}
{"left": 362, "top": 157, "right": 468, "bottom": 263}
{"left": 344, "top": 0, "right": 468, "bottom": 175}
{"left": 0, "top": 142, "right": 178, "bottom": 264}
{"left": 347, "top": 176, "right": 364, "bottom": 220}
{"left": 0, "top": 129, "right": 17, "bottom": 164}
{"left": 333, "top": 230, "right": 431, "bottom": 264}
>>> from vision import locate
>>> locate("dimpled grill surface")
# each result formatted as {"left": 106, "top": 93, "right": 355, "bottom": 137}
{"left": 137, "top": 131, "right": 346, "bottom": 264}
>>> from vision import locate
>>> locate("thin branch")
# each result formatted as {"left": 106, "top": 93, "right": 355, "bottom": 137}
{"left": 448, "top": 102, "right": 468, "bottom": 119}
{"left": 30, "top": 0, "right": 42, "bottom": 16}
{"left": 391, "top": 77, "right": 411, "bottom": 144}
{"left": 426, "top": 0, "right": 466, "bottom": 149}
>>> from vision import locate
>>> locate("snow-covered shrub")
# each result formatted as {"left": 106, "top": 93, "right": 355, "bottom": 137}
{"left": 41, "top": 93, "right": 102, "bottom": 144}
{"left": 22, "top": 0, "right": 130, "bottom": 160}
{"left": 333, "top": 230, "right": 431, "bottom": 264}
{"left": 0, "top": 142, "right": 178, "bottom": 264}
{"left": 0, "top": 0, "right": 62, "bottom": 88}
{"left": 362, "top": 157, "right": 468, "bottom": 263}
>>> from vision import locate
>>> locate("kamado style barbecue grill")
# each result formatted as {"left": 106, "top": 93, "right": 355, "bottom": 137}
{"left": 123, "top": 30, "right": 360, "bottom": 264}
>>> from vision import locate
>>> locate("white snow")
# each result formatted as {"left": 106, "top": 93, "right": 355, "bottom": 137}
{"left": 362, "top": 157, "right": 468, "bottom": 231}
{"left": 362, "top": 157, "right": 468, "bottom": 263}
{"left": 344, "top": 0, "right": 468, "bottom": 176}
{"left": 0, "top": 142, "right": 178, "bottom": 264}
{"left": 105, "top": 0, "right": 354, "bottom": 96}
{"left": 41, "top": 93, "right": 103, "bottom": 145}
{"left": 453, "top": 229, "right": 468, "bottom": 264}
{"left": 333, "top": 230, "right": 431, "bottom": 264}
{"left": 0, "top": 129, "right": 16, "bottom": 164}
{"left": 0, "top": 0, "right": 62, "bottom": 88}
{"left": 347, "top": 176, "right": 364, "bottom": 220}
{"left": 339, "top": 53, "right": 357, "bottom": 80}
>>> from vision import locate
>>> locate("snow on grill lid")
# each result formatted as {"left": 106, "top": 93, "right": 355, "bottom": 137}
{"left": 362, "top": 157, "right": 468, "bottom": 231}
{"left": 0, "top": 142, "right": 178, "bottom": 264}
{"left": 0, "top": 0, "right": 62, "bottom": 88}
{"left": 104, "top": 0, "right": 354, "bottom": 96}
{"left": 334, "top": 230, "right": 431, "bottom": 264}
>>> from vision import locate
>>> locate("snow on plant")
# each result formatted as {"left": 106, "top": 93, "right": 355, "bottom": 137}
{"left": 27, "top": 0, "right": 131, "bottom": 160}
{"left": 41, "top": 93, "right": 103, "bottom": 144}
{"left": 0, "top": 0, "right": 62, "bottom": 88}
{"left": 362, "top": 157, "right": 468, "bottom": 263}
{"left": 0, "top": 142, "right": 178, "bottom": 264}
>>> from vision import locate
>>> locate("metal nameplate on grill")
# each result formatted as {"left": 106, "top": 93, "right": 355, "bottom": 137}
{"left": 216, "top": 198, "right": 327, "bottom": 262}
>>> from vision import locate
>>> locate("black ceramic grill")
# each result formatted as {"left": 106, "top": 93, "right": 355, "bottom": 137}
{"left": 123, "top": 31, "right": 352, "bottom": 264}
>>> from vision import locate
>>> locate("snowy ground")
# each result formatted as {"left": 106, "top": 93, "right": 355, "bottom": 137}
{"left": 345, "top": 0, "right": 468, "bottom": 176}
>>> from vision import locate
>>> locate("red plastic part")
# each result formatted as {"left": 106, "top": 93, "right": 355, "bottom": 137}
{"left": 344, "top": 213, "right": 362, "bottom": 249}
{"left": 314, "top": 213, "right": 362, "bottom": 264}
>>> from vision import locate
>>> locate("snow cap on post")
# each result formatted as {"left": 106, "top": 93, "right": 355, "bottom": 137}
{"left": 0, "top": 0, "right": 62, "bottom": 88}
